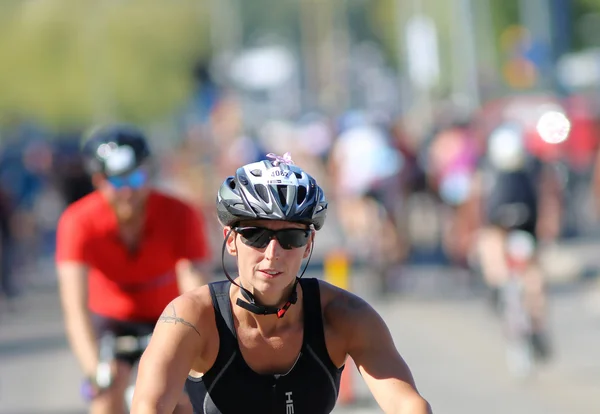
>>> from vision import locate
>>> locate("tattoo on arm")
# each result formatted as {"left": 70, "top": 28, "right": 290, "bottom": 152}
{"left": 158, "top": 303, "right": 201, "bottom": 337}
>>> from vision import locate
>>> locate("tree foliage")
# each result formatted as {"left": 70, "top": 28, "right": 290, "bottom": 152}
{"left": 0, "top": 0, "right": 210, "bottom": 129}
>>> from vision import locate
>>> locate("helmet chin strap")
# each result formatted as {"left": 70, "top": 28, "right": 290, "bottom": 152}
{"left": 236, "top": 279, "right": 299, "bottom": 318}
{"left": 221, "top": 227, "right": 314, "bottom": 319}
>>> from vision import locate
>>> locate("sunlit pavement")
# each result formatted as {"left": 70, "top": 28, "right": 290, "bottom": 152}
{"left": 1, "top": 263, "right": 599, "bottom": 414}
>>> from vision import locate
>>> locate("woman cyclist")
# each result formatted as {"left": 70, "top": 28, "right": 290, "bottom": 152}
{"left": 131, "top": 153, "right": 432, "bottom": 414}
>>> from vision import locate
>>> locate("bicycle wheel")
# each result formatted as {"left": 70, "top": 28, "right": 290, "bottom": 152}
{"left": 501, "top": 277, "right": 534, "bottom": 379}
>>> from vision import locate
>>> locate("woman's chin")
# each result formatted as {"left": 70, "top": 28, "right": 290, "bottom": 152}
{"left": 251, "top": 275, "right": 294, "bottom": 296}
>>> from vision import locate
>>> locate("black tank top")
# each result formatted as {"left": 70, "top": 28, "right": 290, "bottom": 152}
{"left": 482, "top": 156, "right": 542, "bottom": 209}
{"left": 185, "top": 278, "right": 344, "bottom": 414}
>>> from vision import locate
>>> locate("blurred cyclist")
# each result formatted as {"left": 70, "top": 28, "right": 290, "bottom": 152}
{"left": 130, "top": 153, "right": 432, "bottom": 414}
{"left": 424, "top": 115, "right": 479, "bottom": 268}
{"left": 328, "top": 111, "right": 406, "bottom": 293}
{"left": 56, "top": 124, "right": 212, "bottom": 414}
{"left": 471, "top": 123, "right": 561, "bottom": 360}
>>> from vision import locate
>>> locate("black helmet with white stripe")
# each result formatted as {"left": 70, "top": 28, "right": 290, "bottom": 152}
{"left": 216, "top": 153, "right": 327, "bottom": 230}
{"left": 81, "top": 123, "right": 151, "bottom": 177}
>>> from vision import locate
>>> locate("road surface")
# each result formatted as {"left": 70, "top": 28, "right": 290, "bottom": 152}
{"left": 1, "top": 268, "right": 599, "bottom": 414}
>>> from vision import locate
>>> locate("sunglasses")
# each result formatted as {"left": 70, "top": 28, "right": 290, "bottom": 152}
{"left": 107, "top": 168, "right": 149, "bottom": 190}
{"left": 234, "top": 226, "right": 310, "bottom": 250}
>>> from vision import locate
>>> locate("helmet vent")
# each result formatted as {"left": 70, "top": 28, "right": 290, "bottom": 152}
{"left": 276, "top": 185, "right": 288, "bottom": 206}
{"left": 255, "top": 184, "right": 270, "bottom": 203}
{"left": 297, "top": 185, "right": 307, "bottom": 204}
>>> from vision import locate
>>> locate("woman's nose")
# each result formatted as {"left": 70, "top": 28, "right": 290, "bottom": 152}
{"left": 264, "top": 237, "right": 282, "bottom": 260}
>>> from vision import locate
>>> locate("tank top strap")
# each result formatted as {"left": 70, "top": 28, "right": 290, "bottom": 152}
{"left": 208, "top": 280, "right": 238, "bottom": 350}
{"left": 299, "top": 278, "right": 330, "bottom": 358}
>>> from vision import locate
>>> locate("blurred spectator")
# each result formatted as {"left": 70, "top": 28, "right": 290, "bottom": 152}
{"left": 53, "top": 136, "right": 95, "bottom": 206}
{"left": 425, "top": 116, "right": 479, "bottom": 267}
{"left": 0, "top": 184, "right": 15, "bottom": 301}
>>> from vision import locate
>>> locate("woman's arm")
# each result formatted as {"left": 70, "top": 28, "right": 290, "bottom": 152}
{"left": 328, "top": 287, "right": 432, "bottom": 414}
{"left": 131, "top": 292, "right": 209, "bottom": 414}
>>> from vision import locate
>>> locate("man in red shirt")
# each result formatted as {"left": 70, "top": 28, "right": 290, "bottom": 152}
{"left": 56, "top": 124, "right": 211, "bottom": 414}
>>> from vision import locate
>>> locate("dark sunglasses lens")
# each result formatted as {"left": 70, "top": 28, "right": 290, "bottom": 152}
{"left": 237, "top": 228, "right": 272, "bottom": 248}
{"left": 275, "top": 229, "right": 309, "bottom": 249}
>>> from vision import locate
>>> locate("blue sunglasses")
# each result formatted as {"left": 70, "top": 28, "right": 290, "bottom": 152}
{"left": 107, "top": 169, "right": 149, "bottom": 189}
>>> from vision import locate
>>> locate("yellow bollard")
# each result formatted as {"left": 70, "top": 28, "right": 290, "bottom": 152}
{"left": 324, "top": 249, "right": 350, "bottom": 290}
{"left": 324, "top": 249, "right": 355, "bottom": 405}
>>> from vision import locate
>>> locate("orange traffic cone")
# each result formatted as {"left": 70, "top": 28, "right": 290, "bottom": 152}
{"left": 338, "top": 357, "right": 356, "bottom": 405}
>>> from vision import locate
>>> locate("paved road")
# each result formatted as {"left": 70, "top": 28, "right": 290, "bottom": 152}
{"left": 1, "top": 269, "right": 599, "bottom": 414}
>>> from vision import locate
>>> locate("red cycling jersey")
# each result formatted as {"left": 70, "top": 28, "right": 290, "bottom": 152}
{"left": 56, "top": 190, "right": 211, "bottom": 321}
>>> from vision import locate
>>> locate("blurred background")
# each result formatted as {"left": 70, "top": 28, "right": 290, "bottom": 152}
{"left": 1, "top": 0, "right": 600, "bottom": 412}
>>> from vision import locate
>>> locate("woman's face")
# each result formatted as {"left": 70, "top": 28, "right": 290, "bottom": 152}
{"left": 224, "top": 220, "right": 314, "bottom": 298}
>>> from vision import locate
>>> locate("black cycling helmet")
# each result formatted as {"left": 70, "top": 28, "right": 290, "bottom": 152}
{"left": 216, "top": 152, "right": 328, "bottom": 230}
{"left": 81, "top": 123, "right": 151, "bottom": 177}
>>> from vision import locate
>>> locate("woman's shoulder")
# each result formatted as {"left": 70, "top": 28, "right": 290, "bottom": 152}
{"left": 158, "top": 285, "right": 220, "bottom": 369}
{"left": 162, "top": 285, "right": 218, "bottom": 339}
{"left": 313, "top": 279, "right": 373, "bottom": 329}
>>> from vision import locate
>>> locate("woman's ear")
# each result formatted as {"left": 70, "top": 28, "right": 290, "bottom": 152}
{"left": 223, "top": 227, "right": 237, "bottom": 256}
{"left": 303, "top": 230, "right": 315, "bottom": 259}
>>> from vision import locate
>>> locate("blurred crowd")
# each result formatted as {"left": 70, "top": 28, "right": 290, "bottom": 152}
{"left": 2, "top": 75, "right": 600, "bottom": 303}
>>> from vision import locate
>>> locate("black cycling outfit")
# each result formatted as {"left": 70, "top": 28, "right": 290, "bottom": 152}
{"left": 186, "top": 278, "right": 343, "bottom": 414}
{"left": 482, "top": 156, "right": 543, "bottom": 238}
{"left": 91, "top": 314, "right": 155, "bottom": 366}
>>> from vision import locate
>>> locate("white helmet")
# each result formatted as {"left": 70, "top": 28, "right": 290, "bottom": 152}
{"left": 487, "top": 124, "right": 527, "bottom": 171}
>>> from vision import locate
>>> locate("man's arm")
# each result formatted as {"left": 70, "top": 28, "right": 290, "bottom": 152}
{"left": 331, "top": 290, "right": 432, "bottom": 414}
{"left": 175, "top": 203, "right": 213, "bottom": 292}
{"left": 536, "top": 164, "right": 563, "bottom": 242}
{"left": 131, "top": 293, "right": 207, "bottom": 414}
{"left": 176, "top": 259, "right": 211, "bottom": 293}
{"left": 57, "top": 262, "right": 99, "bottom": 377}
{"left": 55, "top": 210, "right": 98, "bottom": 378}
